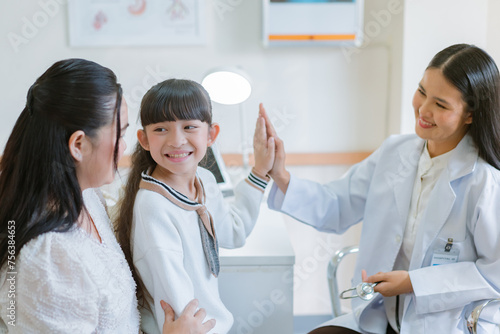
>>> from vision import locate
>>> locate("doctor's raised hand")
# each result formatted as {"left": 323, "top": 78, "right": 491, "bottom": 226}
{"left": 263, "top": 44, "right": 500, "bottom": 334}
{"left": 258, "top": 103, "right": 290, "bottom": 193}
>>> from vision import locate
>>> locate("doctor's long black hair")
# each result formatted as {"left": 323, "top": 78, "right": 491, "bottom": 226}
{"left": 0, "top": 59, "right": 123, "bottom": 266}
{"left": 428, "top": 44, "right": 500, "bottom": 170}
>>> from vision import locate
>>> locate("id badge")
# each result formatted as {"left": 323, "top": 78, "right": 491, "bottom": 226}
{"left": 431, "top": 249, "right": 459, "bottom": 266}
{"left": 431, "top": 238, "right": 459, "bottom": 266}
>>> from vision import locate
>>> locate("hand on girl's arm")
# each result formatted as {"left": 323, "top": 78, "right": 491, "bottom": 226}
{"left": 362, "top": 269, "right": 413, "bottom": 297}
{"left": 161, "top": 299, "right": 216, "bottom": 334}
{"left": 257, "top": 103, "right": 290, "bottom": 193}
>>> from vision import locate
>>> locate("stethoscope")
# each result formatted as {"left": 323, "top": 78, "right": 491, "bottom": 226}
{"left": 340, "top": 282, "right": 381, "bottom": 301}
{"left": 340, "top": 281, "right": 402, "bottom": 331}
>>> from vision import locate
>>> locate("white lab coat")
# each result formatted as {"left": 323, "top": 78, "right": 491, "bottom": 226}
{"left": 268, "top": 134, "right": 500, "bottom": 334}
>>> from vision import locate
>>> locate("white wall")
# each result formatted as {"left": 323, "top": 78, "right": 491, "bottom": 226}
{"left": 0, "top": 0, "right": 405, "bottom": 317}
{"left": 0, "top": 0, "right": 402, "bottom": 155}
{"left": 487, "top": 0, "right": 500, "bottom": 62}
{"left": 399, "top": 0, "right": 490, "bottom": 134}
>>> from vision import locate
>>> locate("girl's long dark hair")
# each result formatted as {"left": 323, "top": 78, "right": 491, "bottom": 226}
{"left": 0, "top": 58, "right": 122, "bottom": 266}
{"left": 115, "top": 79, "right": 212, "bottom": 309}
{"left": 428, "top": 44, "right": 500, "bottom": 170}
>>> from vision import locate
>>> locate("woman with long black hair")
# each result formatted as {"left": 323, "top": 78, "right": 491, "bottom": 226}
{"left": 263, "top": 44, "right": 500, "bottom": 333}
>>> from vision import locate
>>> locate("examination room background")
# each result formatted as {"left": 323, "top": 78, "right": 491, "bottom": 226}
{"left": 1, "top": 0, "right": 499, "bottom": 318}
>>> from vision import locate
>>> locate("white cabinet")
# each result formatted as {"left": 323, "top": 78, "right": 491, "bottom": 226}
{"left": 219, "top": 205, "right": 295, "bottom": 334}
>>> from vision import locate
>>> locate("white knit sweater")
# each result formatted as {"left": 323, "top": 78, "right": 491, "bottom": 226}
{"left": 0, "top": 189, "right": 140, "bottom": 334}
{"left": 132, "top": 167, "right": 267, "bottom": 334}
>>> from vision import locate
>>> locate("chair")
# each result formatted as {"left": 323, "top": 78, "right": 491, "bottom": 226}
{"left": 464, "top": 298, "right": 500, "bottom": 334}
{"left": 327, "top": 245, "right": 500, "bottom": 332}
{"left": 327, "top": 245, "right": 359, "bottom": 317}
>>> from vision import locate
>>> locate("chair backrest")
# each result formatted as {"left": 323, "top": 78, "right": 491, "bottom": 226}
{"left": 327, "top": 245, "right": 359, "bottom": 317}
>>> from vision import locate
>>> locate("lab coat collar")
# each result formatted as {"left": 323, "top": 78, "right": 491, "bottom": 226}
{"left": 446, "top": 133, "right": 478, "bottom": 181}
{"left": 396, "top": 133, "right": 478, "bottom": 181}
{"left": 391, "top": 134, "right": 477, "bottom": 223}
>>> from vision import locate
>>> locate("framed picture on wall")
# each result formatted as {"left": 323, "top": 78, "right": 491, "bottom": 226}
{"left": 263, "top": 0, "right": 364, "bottom": 47}
{"left": 68, "top": 0, "right": 206, "bottom": 47}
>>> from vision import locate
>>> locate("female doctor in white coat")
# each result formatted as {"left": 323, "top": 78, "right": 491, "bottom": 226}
{"left": 262, "top": 44, "right": 500, "bottom": 334}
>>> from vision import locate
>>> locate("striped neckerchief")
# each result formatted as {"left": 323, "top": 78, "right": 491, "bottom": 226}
{"left": 139, "top": 171, "right": 220, "bottom": 277}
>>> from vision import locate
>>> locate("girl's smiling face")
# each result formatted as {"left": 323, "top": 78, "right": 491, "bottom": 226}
{"left": 138, "top": 119, "right": 219, "bottom": 180}
{"left": 413, "top": 68, "right": 472, "bottom": 157}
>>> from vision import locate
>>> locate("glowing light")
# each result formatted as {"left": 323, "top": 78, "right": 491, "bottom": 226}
{"left": 201, "top": 69, "right": 251, "bottom": 105}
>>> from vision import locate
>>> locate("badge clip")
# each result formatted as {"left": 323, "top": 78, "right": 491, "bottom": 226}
{"left": 445, "top": 238, "right": 453, "bottom": 252}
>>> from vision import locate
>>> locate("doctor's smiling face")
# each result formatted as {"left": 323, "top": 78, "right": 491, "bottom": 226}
{"left": 413, "top": 68, "right": 472, "bottom": 157}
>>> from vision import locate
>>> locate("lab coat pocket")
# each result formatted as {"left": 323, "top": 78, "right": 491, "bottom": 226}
{"left": 423, "top": 236, "right": 472, "bottom": 267}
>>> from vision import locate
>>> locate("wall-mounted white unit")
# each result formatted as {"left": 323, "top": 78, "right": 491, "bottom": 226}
{"left": 263, "top": 0, "right": 364, "bottom": 47}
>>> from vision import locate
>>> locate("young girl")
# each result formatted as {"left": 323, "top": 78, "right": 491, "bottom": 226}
{"left": 116, "top": 79, "right": 275, "bottom": 334}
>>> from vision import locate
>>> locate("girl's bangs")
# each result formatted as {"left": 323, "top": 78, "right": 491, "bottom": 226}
{"left": 141, "top": 80, "right": 212, "bottom": 126}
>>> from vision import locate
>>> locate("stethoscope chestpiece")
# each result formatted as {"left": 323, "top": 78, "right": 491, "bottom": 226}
{"left": 340, "top": 282, "right": 379, "bottom": 301}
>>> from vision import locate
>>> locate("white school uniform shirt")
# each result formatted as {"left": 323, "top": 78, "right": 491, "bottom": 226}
{"left": 132, "top": 167, "right": 267, "bottom": 334}
{"left": 268, "top": 134, "right": 500, "bottom": 334}
{"left": 0, "top": 189, "right": 140, "bottom": 334}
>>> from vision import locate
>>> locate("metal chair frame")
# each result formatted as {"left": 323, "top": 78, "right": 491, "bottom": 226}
{"left": 465, "top": 298, "right": 500, "bottom": 334}
{"left": 327, "top": 245, "right": 359, "bottom": 318}
{"left": 327, "top": 245, "right": 499, "bottom": 333}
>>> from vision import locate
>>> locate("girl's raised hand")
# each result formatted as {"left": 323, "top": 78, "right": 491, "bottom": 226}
{"left": 259, "top": 103, "right": 277, "bottom": 139}
{"left": 253, "top": 114, "right": 275, "bottom": 177}
{"left": 161, "top": 299, "right": 216, "bottom": 334}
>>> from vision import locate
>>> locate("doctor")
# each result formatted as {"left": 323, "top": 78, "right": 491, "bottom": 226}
{"left": 263, "top": 44, "right": 500, "bottom": 333}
